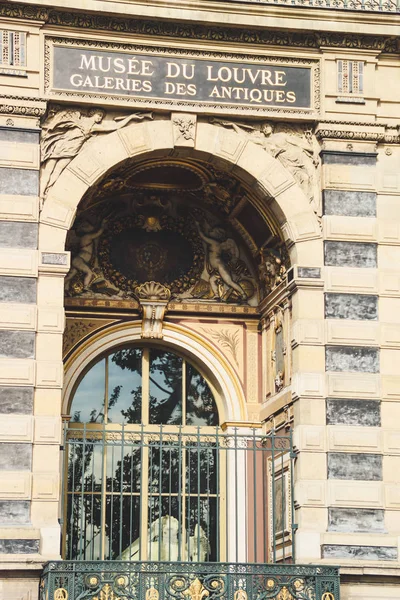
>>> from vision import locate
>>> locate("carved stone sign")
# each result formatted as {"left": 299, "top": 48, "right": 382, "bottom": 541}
{"left": 45, "top": 39, "right": 318, "bottom": 115}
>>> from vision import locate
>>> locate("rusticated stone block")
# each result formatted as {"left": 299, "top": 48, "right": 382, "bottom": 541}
{"left": 0, "top": 443, "right": 31, "bottom": 470}
{"left": 0, "top": 500, "right": 30, "bottom": 524}
{"left": 0, "top": 168, "right": 39, "bottom": 196}
{"left": 322, "top": 544, "right": 396, "bottom": 560}
{"left": 0, "top": 538, "right": 39, "bottom": 553}
{"left": 0, "top": 222, "right": 38, "bottom": 249}
{"left": 326, "top": 398, "right": 380, "bottom": 427}
{"left": 0, "top": 387, "right": 33, "bottom": 414}
{"left": 321, "top": 151, "right": 377, "bottom": 166}
{"left": 325, "top": 346, "right": 379, "bottom": 373}
{"left": 324, "top": 241, "right": 377, "bottom": 268}
{"left": 328, "top": 508, "right": 384, "bottom": 533}
{"left": 323, "top": 190, "right": 376, "bottom": 217}
{"left": 0, "top": 277, "right": 36, "bottom": 304}
{"left": 328, "top": 452, "right": 382, "bottom": 480}
{"left": 0, "top": 129, "right": 40, "bottom": 144}
{"left": 325, "top": 293, "right": 378, "bottom": 320}
{"left": 0, "top": 331, "right": 35, "bottom": 359}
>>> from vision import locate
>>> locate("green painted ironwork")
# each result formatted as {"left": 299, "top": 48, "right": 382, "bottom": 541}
{"left": 40, "top": 561, "right": 340, "bottom": 600}
{"left": 61, "top": 425, "right": 297, "bottom": 564}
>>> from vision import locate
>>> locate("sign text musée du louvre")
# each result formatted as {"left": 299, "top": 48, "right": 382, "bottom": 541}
{"left": 48, "top": 42, "right": 315, "bottom": 112}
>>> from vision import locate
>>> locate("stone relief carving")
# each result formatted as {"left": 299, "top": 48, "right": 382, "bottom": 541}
{"left": 40, "top": 106, "right": 153, "bottom": 198}
{"left": 258, "top": 247, "right": 288, "bottom": 295}
{"left": 65, "top": 188, "right": 259, "bottom": 306}
{"left": 172, "top": 113, "right": 196, "bottom": 147}
{"left": 196, "top": 221, "right": 248, "bottom": 302}
{"left": 212, "top": 119, "right": 321, "bottom": 218}
{"left": 271, "top": 308, "right": 285, "bottom": 393}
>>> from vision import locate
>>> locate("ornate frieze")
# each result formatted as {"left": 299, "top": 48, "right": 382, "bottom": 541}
{"left": 1, "top": 2, "right": 398, "bottom": 49}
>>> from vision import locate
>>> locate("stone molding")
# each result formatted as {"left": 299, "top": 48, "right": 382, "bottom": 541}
{"left": 0, "top": 1, "right": 398, "bottom": 53}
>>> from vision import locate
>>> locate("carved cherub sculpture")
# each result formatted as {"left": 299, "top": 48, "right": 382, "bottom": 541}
{"left": 196, "top": 221, "right": 247, "bottom": 301}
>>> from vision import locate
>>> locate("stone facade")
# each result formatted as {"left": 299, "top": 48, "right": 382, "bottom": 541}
{"left": 0, "top": 0, "right": 399, "bottom": 599}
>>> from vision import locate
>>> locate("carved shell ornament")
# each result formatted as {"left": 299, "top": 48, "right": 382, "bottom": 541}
{"left": 135, "top": 281, "right": 171, "bottom": 302}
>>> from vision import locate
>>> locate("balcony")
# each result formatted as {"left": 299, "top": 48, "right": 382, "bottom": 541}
{"left": 40, "top": 560, "right": 340, "bottom": 600}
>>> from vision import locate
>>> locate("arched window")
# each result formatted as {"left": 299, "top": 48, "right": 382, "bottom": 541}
{"left": 70, "top": 346, "right": 218, "bottom": 427}
{"left": 65, "top": 345, "right": 220, "bottom": 561}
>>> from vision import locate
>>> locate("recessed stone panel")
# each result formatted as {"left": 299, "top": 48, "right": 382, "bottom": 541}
{"left": 0, "top": 222, "right": 38, "bottom": 249}
{"left": 325, "top": 346, "right": 379, "bottom": 373}
{"left": 324, "top": 241, "right": 377, "bottom": 268}
{"left": 328, "top": 508, "right": 385, "bottom": 533}
{"left": 0, "top": 538, "right": 39, "bottom": 554}
{"left": 0, "top": 277, "right": 36, "bottom": 304}
{"left": 321, "top": 544, "right": 397, "bottom": 560}
{"left": 0, "top": 443, "right": 31, "bottom": 471}
{"left": 328, "top": 452, "right": 382, "bottom": 481}
{"left": 0, "top": 168, "right": 39, "bottom": 196}
{"left": 326, "top": 399, "right": 381, "bottom": 427}
{"left": 325, "top": 293, "right": 378, "bottom": 321}
{"left": 297, "top": 267, "right": 321, "bottom": 279}
{"left": 0, "top": 331, "right": 35, "bottom": 360}
{"left": 323, "top": 190, "right": 376, "bottom": 217}
{"left": 0, "top": 500, "right": 30, "bottom": 525}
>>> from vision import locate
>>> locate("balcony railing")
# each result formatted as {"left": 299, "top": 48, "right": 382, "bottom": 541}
{"left": 40, "top": 560, "right": 340, "bottom": 600}
{"left": 215, "top": 0, "right": 399, "bottom": 12}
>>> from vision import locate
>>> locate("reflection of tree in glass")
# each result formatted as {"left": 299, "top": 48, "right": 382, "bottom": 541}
{"left": 109, "top": 348, "right": 183, "bottom": 424}
{"left": 186, "top": 363, "right": 218, "bottom": 426}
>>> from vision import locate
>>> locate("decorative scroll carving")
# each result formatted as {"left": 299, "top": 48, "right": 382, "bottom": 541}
{"left": 40, "top": 106, "right": 153, "bottom": 198}
{"left": 212, "top": 119, "right": 321, "bottom": 217}
{"left": 135, "top": 281, "right": 171, "bottom": 339}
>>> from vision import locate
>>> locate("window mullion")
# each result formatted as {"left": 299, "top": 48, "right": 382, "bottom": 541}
{"left": 142, "top": 349, "right": 150, "bottom": 426}
{"left": 104, "top": 355, "right": 109, "bottom": 424}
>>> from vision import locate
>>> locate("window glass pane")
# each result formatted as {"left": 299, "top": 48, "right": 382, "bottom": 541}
{"left": 106, "top": 443, "right": 142, "bottom": 493}
{"left": 149, "top": 349, "right": 182, "bottom": 424}
{"left": 186, "top": 363, "right": 218, "bottom": 425}
{"left": 147, "top": 497, "right": 180, "bottom": 561}
{"left": 107, "top": 348, "right": 142, "bottom": 424}
{"left": 70, "top": 359, "right": 105, "bottom": 423}
{"left": 106, "top": 495, "right": 141, "bottom": 560}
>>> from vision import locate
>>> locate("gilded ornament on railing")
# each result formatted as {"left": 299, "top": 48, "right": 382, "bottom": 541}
{"left": 321, "top": 594, "right": 335, "bottom": 600}
{"left": 146, "top": 587, "right": 160, "bottom": 600}
{"left": 234, "top": 587, "right": 248, "bottom": 600}
{"left": 54, "top": 589, "right": 68, "bottom": 600}
{"left": 183, "top": 578, "right": 209, "bottom": 600}
{"left": 277, "top": 587, "right": 292, "bottom": 600}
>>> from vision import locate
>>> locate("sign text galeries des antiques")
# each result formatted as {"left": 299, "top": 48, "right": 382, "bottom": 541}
{"left": 46, "top": 39, "right": 318, "bottom": 114}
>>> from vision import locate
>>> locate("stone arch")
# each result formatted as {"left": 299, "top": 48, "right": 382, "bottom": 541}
{"left": 39, "top": 117, "right": 322, "bottom": 265}
{"left": 63, "top": 320, "right": 246, "bottom": 423}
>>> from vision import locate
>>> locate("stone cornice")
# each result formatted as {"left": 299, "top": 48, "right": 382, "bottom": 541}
{"left": 0, "top": 1, "right": 399, "bottom": 54}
